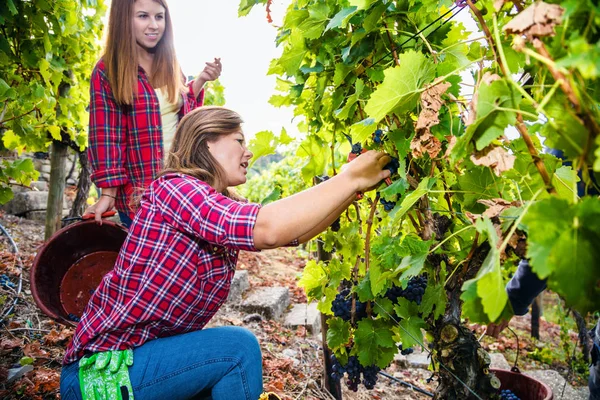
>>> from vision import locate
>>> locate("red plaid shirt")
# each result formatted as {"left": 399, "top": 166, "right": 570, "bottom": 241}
{"left": 87, "top": 59, "right": 205, "bottom": 217}
{"left": 63, "top": 174, "right": 261, "bottom": 364}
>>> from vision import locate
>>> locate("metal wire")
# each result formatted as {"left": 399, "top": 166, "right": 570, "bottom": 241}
{"left": 0, "top": 221, "right": 24, "bottom": 323}
{"left": 370, "top": 5, "right": 466, "bottom": 68}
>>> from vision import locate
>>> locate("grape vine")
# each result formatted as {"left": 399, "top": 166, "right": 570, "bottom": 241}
{"left": 241, "top": 0, "right": 600, "bottom": 397}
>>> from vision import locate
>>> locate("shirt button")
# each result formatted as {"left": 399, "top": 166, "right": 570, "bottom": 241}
{"left": 213, "top": 247, "right": 218, "bottom": 252}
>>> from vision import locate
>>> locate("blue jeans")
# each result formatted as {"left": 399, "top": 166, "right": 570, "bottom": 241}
{"left": 60, "top": 326, "right": 263, "bottom": 400}
{"left": 118, "top": 211, "right": 133, "bottom": 229}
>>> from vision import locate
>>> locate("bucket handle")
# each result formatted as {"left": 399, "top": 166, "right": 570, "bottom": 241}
{"left": 506, "top": 326, "right": 521, "bottom": 373}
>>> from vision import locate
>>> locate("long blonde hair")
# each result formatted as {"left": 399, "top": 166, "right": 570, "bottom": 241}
{"left": 102, "top": 0, "right": 184, "bottom": 105}
{"left": 160, "top": 106, "right": 245, "bottom": 197}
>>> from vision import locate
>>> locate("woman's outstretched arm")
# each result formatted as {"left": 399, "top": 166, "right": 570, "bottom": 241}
{"left": 253, "top": 151, "right": 390, "bottom": 249}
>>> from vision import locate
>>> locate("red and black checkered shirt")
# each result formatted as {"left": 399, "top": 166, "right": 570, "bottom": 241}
{"left": 87, "top": 59, "right": 204, "bottom": 217}
{"left": 63, "top": 174, "right": 260, "bottom": 364}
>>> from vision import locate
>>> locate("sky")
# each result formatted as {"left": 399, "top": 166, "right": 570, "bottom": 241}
{"left": 167, "top": 1, "right": 296, "bottom": 140}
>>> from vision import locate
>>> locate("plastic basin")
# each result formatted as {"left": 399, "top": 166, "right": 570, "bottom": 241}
{"left": 30, "top": 220, "right": 127, "bottom": 326}
{"left": 492, "top": 368, "right": 553, "bottom": 400}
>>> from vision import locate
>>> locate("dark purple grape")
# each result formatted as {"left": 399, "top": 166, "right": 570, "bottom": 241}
{"left": 383, "top": 157, "right": 399, "bottom": 175}
{"left": 331, "top": 288, "right": 367, "bottom": 321}
{"left": 380, "top": 197, "right": 396, "bottom": 212}
{"left": 373, "top": 129, "right": 383, "bottom": 144}
{"left": 351, "top": 142, "right": 363, "bottom": 155}
{"left": 500, "top": 389, "right": 521, "bottom": 400}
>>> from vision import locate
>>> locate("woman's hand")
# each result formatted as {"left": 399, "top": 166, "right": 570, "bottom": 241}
{"left": 340, "top": 150, "right": 391, "bottom": 193}
{"left": 84, "top": 189, "right": 117, "bottom": 225}
{"left": 193, "top": 58, "right": 222, "bottom": 94}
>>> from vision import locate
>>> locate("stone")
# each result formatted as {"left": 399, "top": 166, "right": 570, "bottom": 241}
{"left": 240, "top": 287, "right": 290, "bottom": 321}
{"left": 226, "top": 270, "right": 250, "bottom": 304}
{"left": 2, "top": 191, "right": 51, "bottom": 215}
{"left": 405, "top": 351, "right": 431, "bottom": 369}
{"left": 489, "top": 353, "right": 511, "bottom": 370}
{"left": 525, "top": 369, "right": 588, "bottom": 400}
{"left": 25, "top": 209, "right": 70, "bottom": 222}
{"left": 284, "top": 302, "right": 321, "bottom": 334}
{"left": 7, "top": 365, "right": 34, "bottom": 383}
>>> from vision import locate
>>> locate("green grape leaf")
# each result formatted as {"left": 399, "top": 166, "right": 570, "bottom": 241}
{"left": 523, "top": 197, "right": 600, "bottom": 314}
{"left": 296, "top": 134, "right": 329, "bottom": 182}
{"left": 419, "top": 283, "right": 447, "bottom": 320}
{"left": 327, "top": 317, "right": 352, "bottom": 349}
{"left": 0, "top": 187, "right": 14, "bottom": 205}
{"left": 248, "top": 130, "right": 276, "bottom": 168}
{"left": 364, "top": 50, "right": 436, "bottom": 123}
{"left": 325, "top": 7, "right": 358, "bottom": 31}
{"left": 349, "top": 118, "right": 376, "bottom": 143}
{"left": 298, "top": 259, "right": 327, "bottom": 299}
{"left": 390, "top": 177, "right": 434, "bottom": 223}
{"left": 261, "top": 186, "right": 281, "bottom": 205}
{"left": 381, "top": 178, "right": 409, "bottom": 198}
{"left": 460, "top": 280, "right": 488, "bottom": 323}
{"left": 373, "top": 297, "right": 395, "bottom": 320}
{"left": 297, "top": 2, "right": 330, "bottom": 39}
{"left": 452, "top": 79, "right": 521, "bottom": 161}
{"left": 397, "top": 316, "right": 426, "bottom": 350}
{"left": 355, "top": 319, "right": 397, "bottom": 368}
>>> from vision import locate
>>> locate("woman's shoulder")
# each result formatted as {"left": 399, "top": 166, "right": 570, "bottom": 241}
{"left": 153, "top": 173, "right": 213, "bottom": 194}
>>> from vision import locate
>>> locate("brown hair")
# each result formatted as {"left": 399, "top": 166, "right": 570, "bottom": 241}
{"left": 160, "top": 106, "right": 245, "bottom": 197}
{"left": 103, "top": 0, "right": 184, "bottom": 105}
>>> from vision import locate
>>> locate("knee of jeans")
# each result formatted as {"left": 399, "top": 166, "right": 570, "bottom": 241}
{"left": 226, "top": 327, "right": 261, "bottom": 362}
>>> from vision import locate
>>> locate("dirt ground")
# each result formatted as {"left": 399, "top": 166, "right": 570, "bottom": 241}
{"left": 0, "top": 212, "right": 589, "bottom": 399}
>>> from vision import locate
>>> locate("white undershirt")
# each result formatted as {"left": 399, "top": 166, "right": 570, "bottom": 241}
{"left": 156, "top": 88, "right": 183, "bottom": 159}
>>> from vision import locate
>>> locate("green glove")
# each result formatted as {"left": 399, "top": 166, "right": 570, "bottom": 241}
{"left": 79, "top": 349, "right": 134, "bottom": 400}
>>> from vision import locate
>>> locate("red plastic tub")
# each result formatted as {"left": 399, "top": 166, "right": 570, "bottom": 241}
{"left": 492, "top": 368, "right": 553, "bottom": 400}
{"left": 30, "top": 220, "right": 127, "bottom": 326}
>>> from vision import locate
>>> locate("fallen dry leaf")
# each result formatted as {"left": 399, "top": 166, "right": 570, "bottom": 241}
{"left": 43, "top": 328, "right": 74, "bottom": 345}
{"left": 0, "top": 338, "right": 23, "bottom": 356}
{"left": 503, "top": 1, "right": 564, "bottom": 37}
{"left": 23, "top": 342, "right": 49, "bottom": 360}
{"left": 470, "top": 145, "right": 516, "bottom": 176}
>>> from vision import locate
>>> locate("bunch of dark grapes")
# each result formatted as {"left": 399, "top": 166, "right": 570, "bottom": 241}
{"left": 331, "top": 288, "right": 367, "bottom": 321}
{"left": 373, "top": 129, "right": 383, "bottom": 144}
{"left": 500, "top": 389, "right": 521, "bottom": 400}
{"left": 380, "top": 197, "right": 396, "bottom": 212}
{"left": 398, "top": 344, "right": 414, "bottom": 355}
{"left": 344, "top": 356, "right": 362, "bottom": 391}
{"left": 330, "top": 354, "right": 345, "bottom": 381}
{"left": 385, "top": 275, "right": 428, "bottom": 305}
{"left": 383, "top": 156, "right": 400, "bottom": 176}
{"left": 330, "top": 355, "right": 380, "bottom": 391}
{"left": 361, "top": 365, "right": 380, "bottom": 389}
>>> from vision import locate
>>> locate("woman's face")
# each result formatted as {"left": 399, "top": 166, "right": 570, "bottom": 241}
{"left": 207, "top": 131, "right": 253, "bottom": 189}
{"left": 133, "top": 0, "right": 166, "bottom": 53}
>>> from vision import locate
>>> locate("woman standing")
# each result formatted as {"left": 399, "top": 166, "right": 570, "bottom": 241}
{"left": 85, "top": 0, "right": 222, "bottom": 227}
{"left": 60, "top": 106, "right": 392, "bottom": 400}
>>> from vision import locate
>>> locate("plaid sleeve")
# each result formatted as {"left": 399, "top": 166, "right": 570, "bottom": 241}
{"left": 186, "top": 80, "right": 205, "bottom": 108}
{"left": 153, "top": 175, "right": 260, "bottom": 251}
{"left": 88, "top": 62, "right": 129, "bottom": 188}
